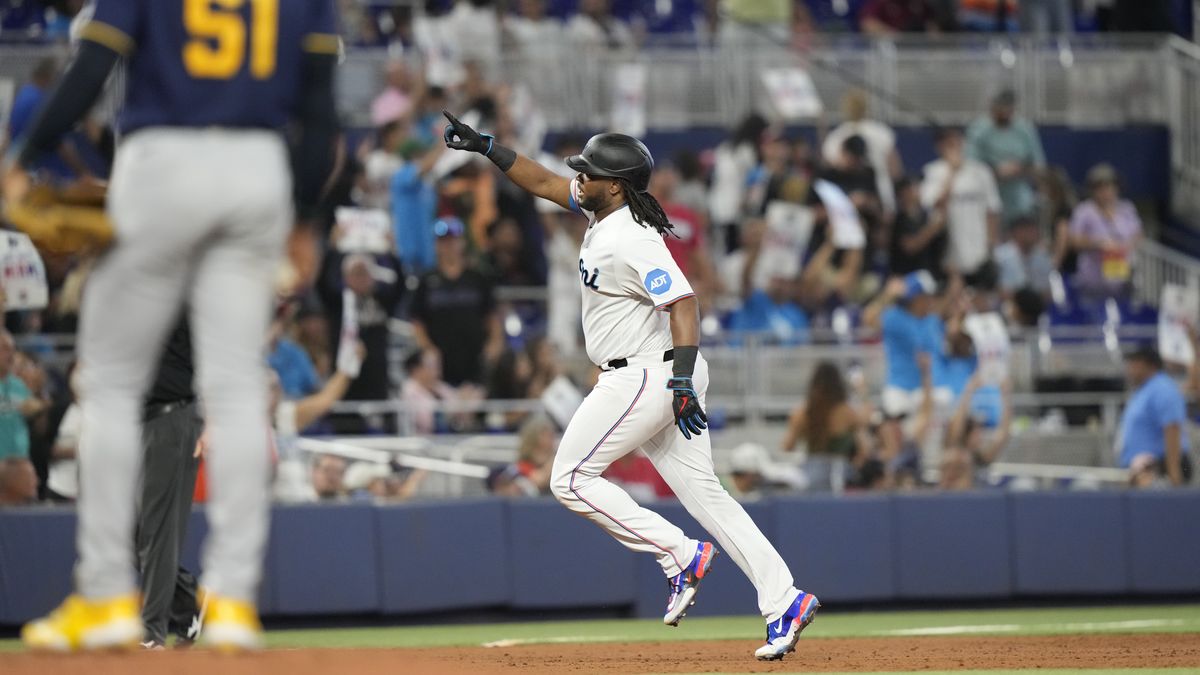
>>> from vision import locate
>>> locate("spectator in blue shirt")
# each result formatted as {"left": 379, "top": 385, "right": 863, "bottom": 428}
{"left": 1120, "top": 346, "right": 1192, "bottom": 487}
{"left": 390, "top": 134, "right": 445, "bottom": 275}
{"left": 937, "top": 327, "right": 1003, "bottom": 427}
{"left": 728, "top": 277, "right": 810, "bottom": 345}
{"left": 864, "top": 270, "right": 943, "bottom": 418}
{"left": 267, "top": 310, "right": 321, "bottom": 400}
{"left": 7, "top": 57, "right": 57, "bottom": 143}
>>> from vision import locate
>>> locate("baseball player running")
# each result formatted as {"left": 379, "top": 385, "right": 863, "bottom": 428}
{"left": 6, "top": 0, "right": 339, "bottom": 652}
{"left": 442, "top": 113, "right": 820, "bottom": 660}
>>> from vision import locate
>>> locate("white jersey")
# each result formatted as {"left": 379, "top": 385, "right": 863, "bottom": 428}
{"left": 569, "top": 178, "right": 695, "bottom": 367}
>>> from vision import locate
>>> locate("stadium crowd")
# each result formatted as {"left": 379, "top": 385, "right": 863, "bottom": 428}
{"left": 0, "top": 0, "right": 1190, "bottom": 45}
{"left": 0, "top": 0, "right": 1197, "bottom": 507}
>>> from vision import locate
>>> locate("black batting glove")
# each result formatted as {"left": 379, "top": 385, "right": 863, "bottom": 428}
{"left": 442, "top": 110, "right": 494, "bottom": 155}
{"left": 667, "top": 377, "right": 708, "bottom": 440}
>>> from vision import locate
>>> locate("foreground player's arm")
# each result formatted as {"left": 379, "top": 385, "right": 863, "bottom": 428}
{"left": 292, "top": 51, "right": 339, "bottom": 219}
{"left": 667, "top": 296, "right": 708, "bottom": 440}
{"left": 14, "top": 41, "right": 120, "bottom": 169}
{"left": 441, "top": 111, "right": 572, "bottom": 211}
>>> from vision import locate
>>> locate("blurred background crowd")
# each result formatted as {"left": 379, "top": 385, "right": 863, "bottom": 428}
{"left": 0, "top": 0, "right": 1198, "bottom": 509}
{"left": 0, "top": 0, "right": 1193, "bottom": 45}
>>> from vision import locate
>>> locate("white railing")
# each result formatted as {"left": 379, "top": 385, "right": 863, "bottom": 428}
{"left": 1133, "top": 237, "right": 1200, "bottom": 306}
{"left": 1168, "top": 36, "right": 1200, "bottom": 226}
{"left": 332, "top": 34, "right": 1175, "bottom": 130}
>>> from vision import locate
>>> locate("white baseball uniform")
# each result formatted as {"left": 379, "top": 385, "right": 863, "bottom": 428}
{"left": 549, "top": 179, "right": 801, "bottom": 620}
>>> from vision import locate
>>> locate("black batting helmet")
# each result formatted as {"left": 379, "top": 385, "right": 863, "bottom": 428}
{"left": 565, "top": 133, "right": 654, "bottom": 193}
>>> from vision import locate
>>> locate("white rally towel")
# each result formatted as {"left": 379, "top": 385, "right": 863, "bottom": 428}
{"left": 1159, "top": 283, "right": 1199, "bottom": 366}
{"left": 335, "top": 207, "right": 392, "bottom": 255}
{"left": 0, "top": 231, "right": 49, "bottom": 311}
{"left": 963, "top": 312, "right": 1012, "bottom": 385}
{"left": 813, "top": 179, "right": 866, "bottom": 250}
{"left": 336, "top": 288, "right": 363, "bottom": 378}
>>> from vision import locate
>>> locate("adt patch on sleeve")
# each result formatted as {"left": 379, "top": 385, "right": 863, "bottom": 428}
{"left": 644, "top": 268, "right": 672, "bottom": 295}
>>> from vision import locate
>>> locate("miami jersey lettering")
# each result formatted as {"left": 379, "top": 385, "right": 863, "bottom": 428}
{"left": 81, "top": 0, "right": 339, "bottom": 134}
{"left": 574, "top": 201, "right": 695, "bottom": 368}
{"left": 579, "top": 259, "right": 600, "bottom": 291}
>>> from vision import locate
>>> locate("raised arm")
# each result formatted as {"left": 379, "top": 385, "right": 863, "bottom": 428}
{"left": 442, "top": 111, "right": 573, "bottom": 211}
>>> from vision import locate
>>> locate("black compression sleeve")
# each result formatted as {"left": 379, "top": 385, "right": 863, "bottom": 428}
{"left": 487, "top": 141, "right": 516, "bottom": 172}
{"left": 17, "top": 40, "right": 119, "bottom": 167}
{"left": 673, "top": 345, "right": 699, "bottom": 378}
{"left": 291, "top": 51, "right": 339, "bottom": 220}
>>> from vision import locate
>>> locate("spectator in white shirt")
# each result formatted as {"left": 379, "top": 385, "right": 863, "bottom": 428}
{"left": 504, "top": 0, "right": 564, "bottom": 60}
{"left": 822, "top": 90, "right": 901, "bottom": 215}
{"left": 710, "top": 113, "right": 769, "bottom": 250}
{"left": 361, "top": 120, "right": 406, "bottom": 210}
{"left": 566, "top": 0, "right": 636, "bottom": 50}
{"left": 920, "top": 128, "right": 1001, "bottom": 286}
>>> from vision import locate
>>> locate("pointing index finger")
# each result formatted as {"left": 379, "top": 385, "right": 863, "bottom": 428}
{"left": 442, "top": 110, "right": 461, "bottom": 127}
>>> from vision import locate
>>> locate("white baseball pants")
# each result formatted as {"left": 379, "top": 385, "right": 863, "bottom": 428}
{"left": 550, "top": 355, "right": 799, "bottom": 620}
{"left": 75, "top": 128, "right": 289, "bottom": 603}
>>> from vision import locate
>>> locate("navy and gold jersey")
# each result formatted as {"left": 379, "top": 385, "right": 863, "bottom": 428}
{"left": 80, "top": 0, "right": 338, "bottom": 134}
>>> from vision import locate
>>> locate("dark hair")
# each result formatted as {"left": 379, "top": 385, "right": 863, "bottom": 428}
{"left": 731, "top": 112, "right": 769, "bottom": 147}
{"left": 1010, "top": 214, "right": 1037, "bottom": 230}
{"left": 376, "top": 120, "right": 402, "bottom": 144}
{"left": 403, "top": 351, "right": 425, "bottom": 374}
{"left": 487, "top": 349, "right": 530, "bottom": 399}
{"left": 934, "top": 126, "right": 963, "bottom": 145}
{"left": 617, "top": 178, "right": 675, "bottom": 237}
{"left": 969, "top": 260, "right": 999, "bottom": 292}
{"left": 1013, "top": 287, "right": 1045, "bottom": 326}
{"left": 673, "top": 149, "right": 703, "bottom": 181}
{"left": 841, "top": 135, "right": 867, "bottom": 160}
{"left": 894, "top": 174, "right": 919, "bottom": 194}
{"left": 1125, "top": 344, "right": 1164, "bottom": 369}
{"left": 804, "top": 361, "right": 849, "bottom": 454}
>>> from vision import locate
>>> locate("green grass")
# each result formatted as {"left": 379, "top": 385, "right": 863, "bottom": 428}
{"left": 2, "top": 603, "right": 1198, "bottom": 670}
{"left": 246, "top": 604, "right": 1200, "bottom": 649}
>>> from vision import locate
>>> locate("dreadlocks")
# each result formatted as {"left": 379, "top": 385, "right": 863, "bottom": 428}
{"left": 618, "top": 178, "right": 675, "bottom": 237}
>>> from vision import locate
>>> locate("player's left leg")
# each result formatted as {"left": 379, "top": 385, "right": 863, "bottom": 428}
{"left": 643, "top": 355, "right": 818, "bottom": 659}
{"left": 188, "top": 130, "right": 291, "bottom": 650}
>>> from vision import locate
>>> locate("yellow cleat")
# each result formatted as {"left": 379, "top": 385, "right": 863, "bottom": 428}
{"left": 199, "top": 592, "right": 263, "bottom": 653}
{"left": 21, "top": 593, "right": 142, "bottom": 652}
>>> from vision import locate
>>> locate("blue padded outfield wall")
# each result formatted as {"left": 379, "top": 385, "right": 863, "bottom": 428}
{"left": 2, "top": 491, "right": 1199, "bottom": 624}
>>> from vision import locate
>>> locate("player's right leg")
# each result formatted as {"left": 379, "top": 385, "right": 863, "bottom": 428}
{"left": 188, "top": 129, "right": 291, "bottom": 652}
{"left": 23, "top": 132, "right": 203, "bottom": 651}
{"left": 643, "top": 356, "right": 819, "bottom": 659}
{"left": 550, "top": 367, "right": 699, "bottom": 581}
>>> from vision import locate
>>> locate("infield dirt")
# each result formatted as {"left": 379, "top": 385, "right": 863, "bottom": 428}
{"left": 2, "top": 632, "right": 1198, "bottom": 673}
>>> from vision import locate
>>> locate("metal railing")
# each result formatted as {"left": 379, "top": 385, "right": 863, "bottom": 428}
{"left": 1133, "top": 237, "right": 1200, "bottom": 306}
{"left": 1167, "top": 36, "right": 1200, "bottom": 226}
{"left": 4, "top": 35, "right": 1199, "bottom": 221}
{"left": 332, "top": 34, "right": 1175, "bottom": 130}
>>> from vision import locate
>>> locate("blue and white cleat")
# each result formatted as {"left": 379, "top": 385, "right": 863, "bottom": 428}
{"left": 663, "top": 542, "right": 718, "bottom": 626}
{"left": 754, "top": 591, "right": 821, "bottom": 661}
